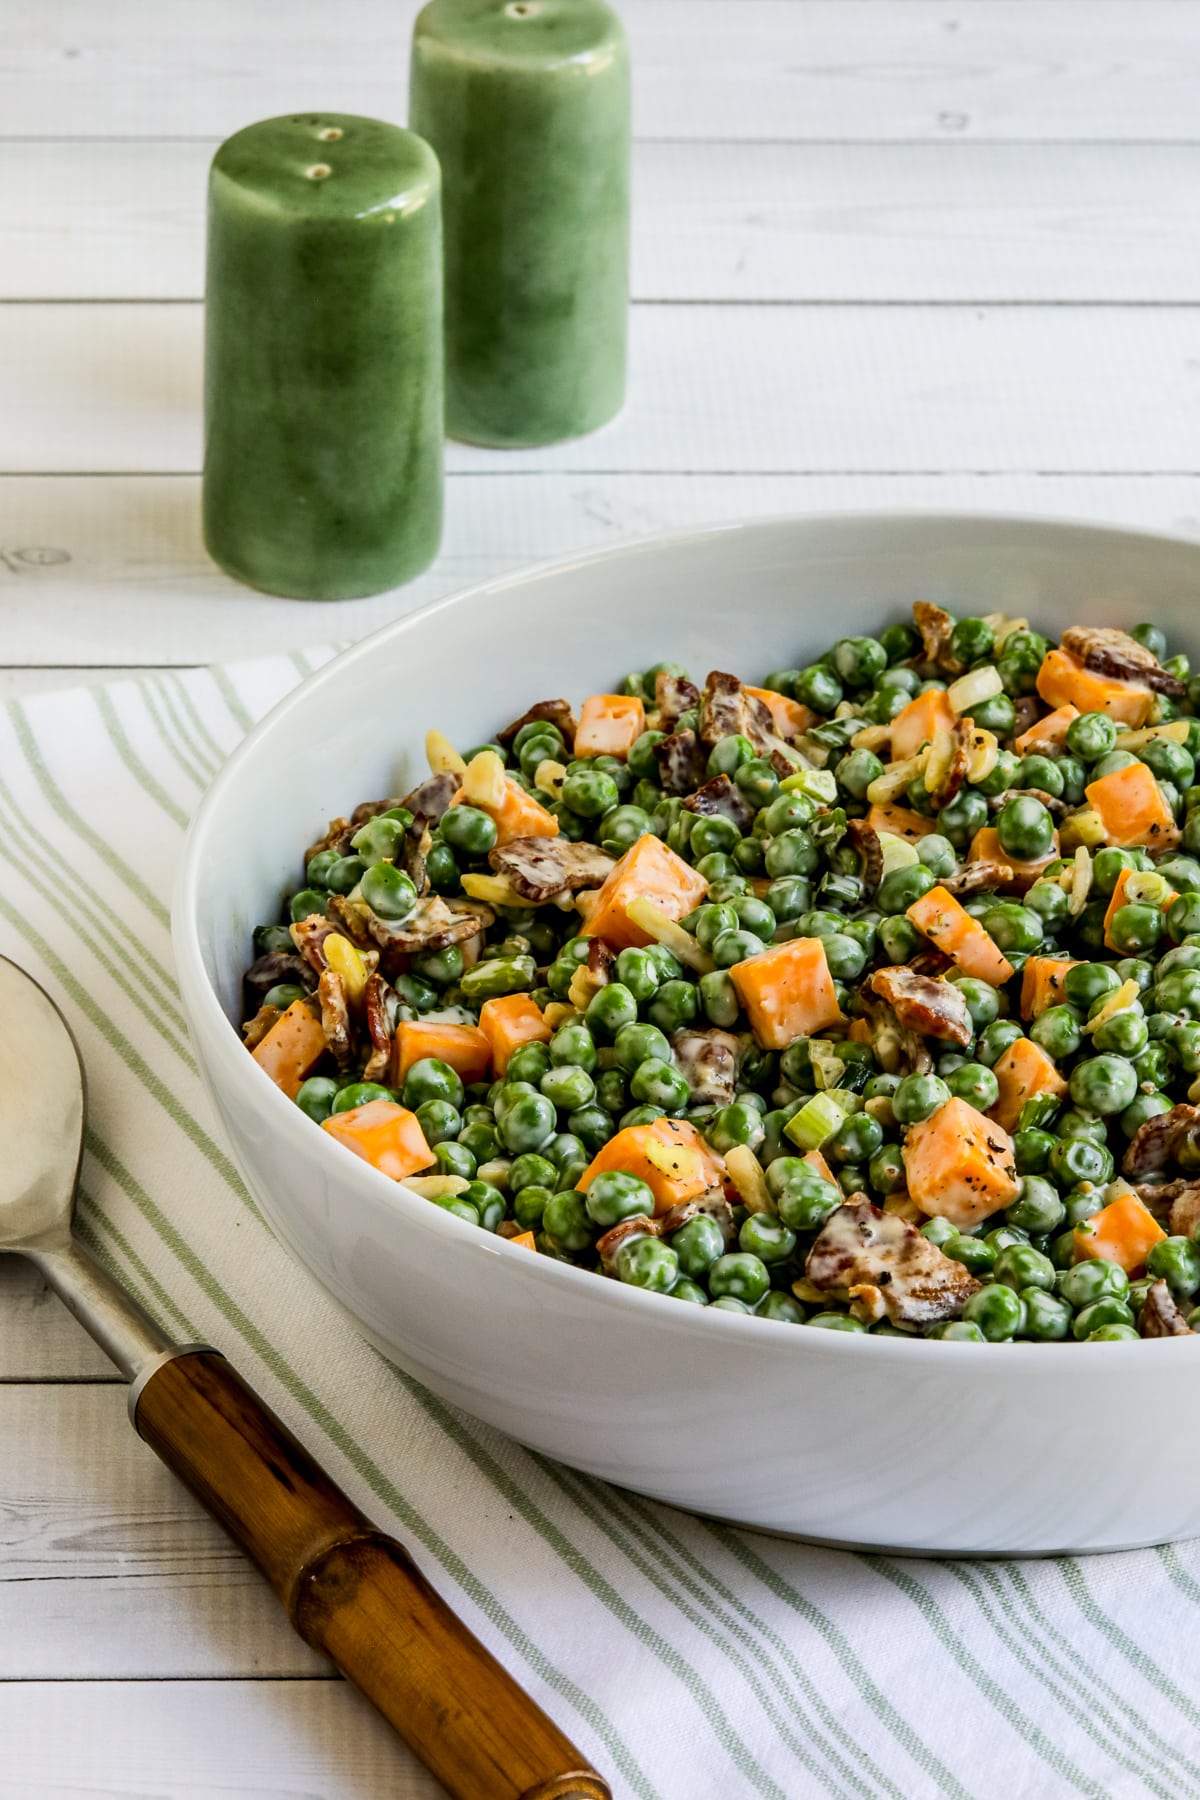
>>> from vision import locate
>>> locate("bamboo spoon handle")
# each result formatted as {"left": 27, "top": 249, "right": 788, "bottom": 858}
{"left": 132, "top": 1347, "right": 610, "bottom": 1800}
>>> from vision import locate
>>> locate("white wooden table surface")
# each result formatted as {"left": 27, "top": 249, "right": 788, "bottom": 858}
{"left": 4, "top": 1, "right": 1200, "bottom": 1792}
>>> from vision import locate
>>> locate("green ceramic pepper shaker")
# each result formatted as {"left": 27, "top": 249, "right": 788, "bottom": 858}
{"left": 204, "top": 113, "right": 443, "bottom": 600}
{"left": 409, "top": 0, "right": 630, "bottom": 448}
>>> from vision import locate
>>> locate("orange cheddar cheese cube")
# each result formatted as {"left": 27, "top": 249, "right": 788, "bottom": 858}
{"left": 321, "top": 1099, "right": 434, "bottom": 1182}
{"left": 745, "top": 686, "right": 818, "bottom": 741}
{"left": 890, "top": 688, "right": 959, "bottom": 762}
{"left": 803, "top": 1148, "right": 838, "bottom": 1186}
{"left": 450, "top": 775, "right": 559, "bottom": 847}
{"left": 865, "top": 802, "right": 932, "bottom": 842}
{"left": 574, "top": 694, "right": 646, "bottom": 759}
{"left": 582, "top": 833, "right": 708, "bottom": 951}
{"left": 392, "top": 1019, "right": 492, "bottom": 1087}
{"left": 1020, "top": 956, "right": 1077, "bottom": 1020}
{"left": 1085, "top": 760, "right": 1179, "bottom": 850}
{"left": 1073, "top": 1190, "right": 1166, "bottom": 1274}
{"left": 728, "top": 936, "right": 844, "bottom": 1050}
{"left": 989, "top": 1037, "right": 1068, "bottom": 1133}
{"left": 968, "top": 826, "right": 1059, "bottom": 894}
{"left": 902, "top": 1096, "right": 1020, "bottom": 1229}
{"left": 479, "top": 993, "right": 552, "bottom": 1076}
{"left": 509, "top": 1230, "right": 538, "bottom": 1250}
{"left": 906, "top": 884, "right": 1015, "bottom": 986}
{"left": 251, "top": 998, "right": 328, "bottom": 1100}
{"left": 1014, "top": 703, "right": 1080, "bottom": 757}
{"left": 580, "top": 1117, "right": 727, "bottom": 1216}
{"left": 1036, "top": 647, "right": 1154, "bottom": 728}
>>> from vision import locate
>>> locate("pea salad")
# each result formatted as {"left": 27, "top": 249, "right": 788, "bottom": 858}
{"left": 242, "top": 607, "right": 1200, "bottom": 1344}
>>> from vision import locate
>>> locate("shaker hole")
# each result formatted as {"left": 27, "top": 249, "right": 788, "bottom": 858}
{"left": 306, "top": 163, "right": 333, "bottom": 180}
{"left": 318, "top": 126, "right": 344, "bottom": 142}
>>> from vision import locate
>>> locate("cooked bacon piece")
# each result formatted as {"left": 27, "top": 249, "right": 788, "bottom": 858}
{"left": 940, "top": 860, "right": 1014, "bottom": 897}
{"left": 489, "top": 834, "right": 616, "bottom": 902}
{"left": 987, "top": 787, "right": 1068, "bottom": 818}
{"left": 496, "top": 698, "right": 577, "bottom": 750}
{"left": 243, "top": 950, "right": 315, "bottom": 1009}
{"left": 290, "top": 912, "right": 338, "bottom": 974}
{"left": 362, "top": 894, "right": 496, "bottom": 955}
{"left": 912, "top": 601, "right": 957, "bottom": 673}
{"left": 362, "top": 972, "right": 394, "bottom": 1084}
{"left": 858, "top": 990, "right": 932, "bottom": 1076}
{"left": 325, "top": 891, "right": 376, "bottom": 949}
{"left": 682, "top": 775, "right": 756, "bottom": 834}
{"left": 845, "top": 817, "right": 884, "bottom": 891}
{"left": 672, "top": 1029, "right": 740, "bottom": 1106}
{"left": 866, "top": 966, "right": 973, "bottom": 1047}
{"left": 303, "top": 815, "right": 350, "bottom": 863}
{"left": 806, "top": 1200, "right": 980, "bottom": 1326}
{"left": 654, "top": 670, "right": 702, "bottom": 730}
{"left": 697, "top": 672, "right": 800, "bottom": 770}
{"left": 397, "top": 819, "right": 431, "bottom": 895}
{"left": 654, "top": 728, "right": 708, "bottom": 795}
{"left": 1061, "top": 626, "right": 1186, "bottom": 698}
{"left": 925, "top": 717, "right": 972, "bottom": 811}
{"left": 659, "top": 1190, "right": 736, "bottom": 1244}
{"left": 1123, "top": 1104, "right": 1200, "bottom": 1182}
{"left": 242, "top": 1002, "right": 283, "bottom": 1049}
{"left": 595, "top": 1215, "right": 662, "bottom": 1270}
{"left": 1167, "top": 1183, "right": 1200, "bottom": 1239}
{"left": 317, "top": 967, "right": 355, "bottom": 1068}
{"left": 1139, "top": 1278, "right": 1194, "bottom": 1337}
{"left": 401, "top": 771, "right": 461, "bottom": 826}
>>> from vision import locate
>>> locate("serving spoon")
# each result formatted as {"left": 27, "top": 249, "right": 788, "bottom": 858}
{"left": 0, "top": 955, "right": 609, "bottom": 1800}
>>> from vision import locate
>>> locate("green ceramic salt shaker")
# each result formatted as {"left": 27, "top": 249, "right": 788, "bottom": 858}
{"left": 203, "top": 114, "right": 443, "bottom": 600}
{"left": 409, "top": 0, "right": 630, "bottom": 447}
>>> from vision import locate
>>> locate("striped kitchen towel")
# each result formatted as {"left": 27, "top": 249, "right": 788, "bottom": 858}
{"left": 2, "top": 652, "right": 1199, "bottom": 1800}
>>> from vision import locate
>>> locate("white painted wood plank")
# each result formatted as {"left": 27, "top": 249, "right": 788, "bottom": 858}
{"left": 0, "top": 1261, "right": 115, "bottom": 1379}
{"left": 0, "top": 667, "right": 152, "bottom": 700}
{"left": 4, "top": 302, "right": 1199, "bottom": 479}
{"left": 6, "top": 1, "right": 1200, "bottom": 142}
{"left": 0, "top": 1679, "right": 443, "bottom": 1798}
{"left": 2, "top": 472, "right": 1199, "bottom": 669}
{"left": 0, "top": 1384, "right": 331, "bottom": 1678}
{"left": 10, "top": 140, "right": 1200, "bottom": 303}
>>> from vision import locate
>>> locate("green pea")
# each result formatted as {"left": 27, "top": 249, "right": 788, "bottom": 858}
{"left": 970, "top": 692, "right": 1018, "bottom": 738}
{"left": 1095, "top": 847, "right": 1144, "bottom": 898}
{"left": 1141, "top": 739, "right": 1195, "bottom": 789}
{"left": 739, "top": 1212, "right": 798, "bottom": 1265}
{"left": 708, "top": 1251, "right": 771, "bottom": 1306}
{"left": 733, "top": 895, "right": 776, "bottom": 939}
{"left": 875, "top": 864, "right": 937, "bottom": 915}
{"left": 734, "top": 757, "right": 780, "bottom": 810}
{"left": 440, "top": 804, "right": 498, "bottom": 858}
{"left": 1017, "top": 754, "right": 1065, "bottom": 798}
{"left": 1068, "top": 1054, "right": 1138, "bottom": 1116}
{"left": 260, "top": 981, "right": 307, "bottom": 1011}
{"left": 360, "top": 863, "right": 418, "bottom": 921}
{"left": 927, "top": 1320, "right": 987, "bottom": 1342}
{"left": 951, "top": 977, "right": 1001, "bottom": 1031}
{"left": 616, "top": 1236, "right": 680, "bottom": 1292}
{"left": 646, "top": 978, "right": 700, "bottom": 1035}
{"left": 1073, "top": 1296, "right": 1136, "bottom": 1340}
{"left": 699, "top": 969, "right": 741, "bottom": 1028}
{"left": 945, "top": 1062, "right": 1000, "bottom": 1110}
{"left": 832, "top": 635, "right": 888, "bottom": 688}
{"left": 598, "top": 804, "right": 652, "bottom": 858}
{"left": 402, "top": 1057, "right": 465, "bottom": 1111}
{"left": 834, "top": 747, "right": 885, "bottom": 800}
{"left": 1013, "top": 1127, "right": 1056, "bottom": 1175}
{"left": 1146, "top": 1235, "right": 1200, "bottom": 1299}
{"left": 982, "top": 903, "right": 1043, "bottom": 954}
{"left": 289, "top": 886, "right": 329, "bottom": 923}
{"left": 973, "top": 748, "right": 1020, "bottom": 798}
{"left": 996, "top": 796, "right": 1055, "bottom": 863}
{"left": 1066, "top": 711, "right": 1118, "bottom": 762}
{"left": 1006, "top": 1175, "right": 1065, "bottom": 1236}
{"left": 608, "top": 948, "right": 655, "bottom": 1004}
{"left": 614, "top": 1021, "right": 673, "bottom": 1074}
{"left": 975, "top": 1019, "right": 1025, "bottom": 1067}
{"left": 667, "top": 1214, "right": 723, "bottom": 1280}
{"left": 1059, "top": 1258, "right": 1129, "bottom": 1310}
{"left": 691, "top": 814, "right": 742, "bottom": 860}
{"left": 993, "top": 1243, "right": 1056, "bottom": 1293}
{"left": 254, "top": 923, "right": 296, "bottom": 955}
{"left": 829, "top": 1111, "right": 884, "bottom": 1167}
{"left": 755, "top": 1290, "right": 805, "bottom": 1324}
{"left": 434, "top": 1140, "right": 477, "bottom": 1182}
{"left": 415, "top": 1099, "right": 461, "bottom": 1146}
{"left": 707, "top": 1101, "right": 766, "bottom": 1155}
{"left": 539, "top": 1064, "right": 595, "bottom": 1112}
{"left": 630, "top": 1058, "right": 690, "bottom": 1112}
{"left": 820, "top": 932, "right": 868, "bottom": 982}
{"left": 795, "top": 664, "right": 843, "bottom": 714}
{"left": 963, "top": 1284, "right": 1026, "bottom": 1341}
{"left": 942, "top": 1234, "right": 995, "bottom": 1277}
{"left": 1108, "top": 902, "right": 1162, "bottom": 955}
{"left": 938, "top": 788, "right": 989, "bottom": 848}
{"left": 1029, "top": 1004, "right": 1083, "bottom": 1060}
{"left": 295, "top": 1075, "right": 339, "bottom": 1124}
{"left": 549, "top": 1022, "right": 598, "bottom": 1072}
{"left": 803, "top": 1311, "right": 865, "bottom": 1332}
{"left": 583, "top": 981, "right": 638, "bottom": 1040}
{"left": 665, "top": 1277, "right": 707, "bottom": 1306}
{"left": 461, "top": 955, "right": 537, "bottom": 1000}
{"left": 1058, "top": 1106, "right": 1109, "bottom": 1146}
{"left": 868, "top": 1144, "right": 907, "bottom": 1196}
{"left": 1091, "top": 749, "right": 1140, "bottom": 781}
{"left": 764, "top": 829, "right": 820, "bottom": 880}
{"left": 914, "top": 833, "right": 957, "bottom": 878}
{"left": 542, "top": 1189, "right": 594, "bottom": 1253}
{"left": 1091, "top": 1008, "right": 1148, "bottom": 1057}
{"left": 707, "top": 733, "right": 756, "bottom": 778}
{"left": 565, "top": 1106, "right": 614, "bottom": 1155}
{"left": 497, "top": 1091, "right": 557, "bottom": 1154}
{"left": 763, "top": 792, "right": 817, "bottom": 835}
{"left": 771, "top": 1167, "right": 843, "bottom": 1233}
{"left": 645, "top": 944, "right": 683, "bottom": 983}
{"left": 1063, "top": 961, "right": 1120, "bottom": 1010}
{"left": 1025, "top": 880, "right": 1070, "bottom": 931}
{"left": 1019, "top": 1288, "right": 1073, "bottom": 1341}
{"left": 561, "top": 766, "right": 620, "bottom": 818}
{"left": 583, "top": 1170, "right": 655, "bottom": 1228}
{"left": 950, "top": 616, "right": 994, "bottom": 664}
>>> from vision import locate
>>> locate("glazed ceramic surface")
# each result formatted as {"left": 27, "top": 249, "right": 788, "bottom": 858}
{"left": 410, "top": 0, "right": 629, "bottom": 446}
{"left": 174, "top": 514, "right": 1200, "bottom": 1553}
{"left": 204, "top": 114, "right": 443, "bottom": 600}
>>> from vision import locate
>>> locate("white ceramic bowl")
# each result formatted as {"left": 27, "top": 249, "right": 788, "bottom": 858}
{"left": 175, "top": 513, "right": 1200, "bottom": 1555}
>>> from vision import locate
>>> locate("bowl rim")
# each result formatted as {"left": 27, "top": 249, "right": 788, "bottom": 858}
{"left": 173, "top": 506, "right": 1200, "bottom": 1366}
